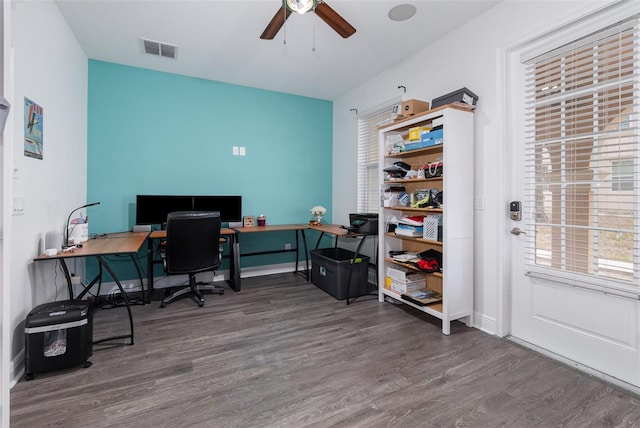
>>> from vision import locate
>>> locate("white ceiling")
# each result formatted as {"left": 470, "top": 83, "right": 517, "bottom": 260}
{"left": 55, "top": 0, "right": 501, "bottom": 100}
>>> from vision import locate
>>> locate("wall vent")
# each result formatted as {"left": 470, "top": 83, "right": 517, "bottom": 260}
{"left": 141, "top": 38, "right": 177, "bottom": 59}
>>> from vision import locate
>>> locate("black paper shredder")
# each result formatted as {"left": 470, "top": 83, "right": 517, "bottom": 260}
{"left": 24, "top": 300, "right": 93, "bottom": 380}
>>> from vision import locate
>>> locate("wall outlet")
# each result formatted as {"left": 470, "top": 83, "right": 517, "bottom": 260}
{"left": 70, "top": 275, "right": 82, "bottom": 286}
{"left": 284, "top": 243, "right": 292, "bottom": 250}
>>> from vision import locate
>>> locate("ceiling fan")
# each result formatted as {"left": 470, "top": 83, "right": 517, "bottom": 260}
{"left": 260, "top": 0, "right": 356, "bottom": 40}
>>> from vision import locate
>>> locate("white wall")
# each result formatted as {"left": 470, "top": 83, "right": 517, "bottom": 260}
{"left": 333, "top": 0, "right": 613, "bottom": 334}
{"left": 6, "top": 0, "right": 87, "bottom": 384}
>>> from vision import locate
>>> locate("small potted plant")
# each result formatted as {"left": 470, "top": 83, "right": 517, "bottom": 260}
{"left": 309, "top": 205, "right": 327, "bottom": 225}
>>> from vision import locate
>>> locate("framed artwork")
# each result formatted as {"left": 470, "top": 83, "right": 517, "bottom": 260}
{"left": 24, "top": 97, "right": 43, "bottom": 159}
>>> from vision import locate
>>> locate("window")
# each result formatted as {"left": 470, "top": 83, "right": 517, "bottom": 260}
{"left": 357, "top": 100, "right": 400, "bottom": 213}
{"left": 524, "top": 16, "right": 639, "bottom": 284}
{"left": 612, "top": 159, "right": 634, "bottom": 191}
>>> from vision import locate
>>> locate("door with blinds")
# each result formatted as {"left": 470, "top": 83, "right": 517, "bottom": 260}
{"left": 509, "top": 14, "right": 640, "bottom": 386}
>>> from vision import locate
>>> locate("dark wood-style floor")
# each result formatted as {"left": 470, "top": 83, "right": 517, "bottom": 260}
{"left": 11, "top": 273, "right": 640, "bottom": 427}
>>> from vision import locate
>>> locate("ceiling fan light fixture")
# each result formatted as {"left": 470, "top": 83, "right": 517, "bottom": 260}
{"left": 285, "top": 0, "right": 317, "bottom": 15}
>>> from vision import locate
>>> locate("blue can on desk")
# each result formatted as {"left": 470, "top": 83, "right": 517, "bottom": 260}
{"left": 24, "top": 300, "right": 93, "bottom": 380}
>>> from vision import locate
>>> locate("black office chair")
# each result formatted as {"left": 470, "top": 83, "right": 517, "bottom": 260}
{"left": 160, "top": 211, "right": 225, "bottom": 308}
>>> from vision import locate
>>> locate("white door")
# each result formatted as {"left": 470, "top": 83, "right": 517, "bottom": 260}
{"left": 507, "top": 12, "right": 640, "bottom": 387}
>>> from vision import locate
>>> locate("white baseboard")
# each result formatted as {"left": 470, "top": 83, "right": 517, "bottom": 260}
{"left": 472, "top": 311, "right": 497, "bottom": 335}
{"left": 10, "top": 349, "right": 24, "bottom": 388}
{"left": 95, "top": 262, "right": 305, "bottom": 294}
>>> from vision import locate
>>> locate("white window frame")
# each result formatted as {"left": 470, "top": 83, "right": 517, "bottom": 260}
{"left": 356, "top": 98, "right": 401, "bottom": 213}
{"left": 520, "top": 9, "right": 640, "bottom": 289}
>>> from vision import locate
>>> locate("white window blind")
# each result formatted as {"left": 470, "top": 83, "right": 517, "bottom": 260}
{"left": 357, "top": 100, "right": 399, "bottom": 213}
{"left": 524, "top": 16, "right": 640, "bottom": 285}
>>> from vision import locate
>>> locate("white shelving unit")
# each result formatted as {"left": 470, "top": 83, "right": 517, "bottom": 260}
{"left": 377, "top": 105, "right": 474, "bottom": 335}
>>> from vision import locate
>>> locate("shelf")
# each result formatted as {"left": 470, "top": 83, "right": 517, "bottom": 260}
{"left": 382, "top": 207, "right": 443, "bottom": 214}
{"left": 381, "top": 288, "right": 444, "bottom": 316}
{"left": 379, "top": 103, "right": 475, "bottom": 130}
{"left": 378, "top": 105, "right": 474, "bottom": 336}
{"left": 383, "top": 177, "right": 442, "bottom": 184}
{"left": 384, "top": 233, "right": 443, "bottom": 246}
{"left": 385, "top": 145, "right": 443, "bottom": 159}
{"left": 383, "top": 257, "right": 443, "bottom": 278}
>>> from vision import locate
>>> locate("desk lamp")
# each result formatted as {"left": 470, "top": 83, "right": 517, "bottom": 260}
{"left": 64, "top": 202, "right": 100, "bottom": 248}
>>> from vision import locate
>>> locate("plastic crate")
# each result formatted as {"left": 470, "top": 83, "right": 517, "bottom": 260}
{"left": 311, "top": 248, "right": 370, "bottom": 300}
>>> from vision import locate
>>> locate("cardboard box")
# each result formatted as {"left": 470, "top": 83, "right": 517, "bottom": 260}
{"left": 387, "top": 277, "right": 424, "bottom": 293}
{"left": 420, "top": 128, "right": 444, "bottom": 147}
{"left": 400, "top": 99, "right": 429, "bottom": 117}
{"left": 386, "top": 266, "right": 423, "bottom": 283}
{"left": 403, "top": 141, "right": 424, "bottom": 151}
{"left": 408, "top": 126, "right": 431, "bottom": 141}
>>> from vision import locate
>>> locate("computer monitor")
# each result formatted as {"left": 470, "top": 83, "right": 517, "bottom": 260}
{"left": 135, "top": 194, "right": 242, "bottom": 225}
{"left": 193, "top": 196, "right": 242, "bottom": 223}
{"left": 135, "top": 195, "right": 193, "bottom": 226}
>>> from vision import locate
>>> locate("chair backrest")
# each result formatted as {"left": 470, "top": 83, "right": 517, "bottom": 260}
{"left": 165, "top": 211, "right": 221, "bottom": 275}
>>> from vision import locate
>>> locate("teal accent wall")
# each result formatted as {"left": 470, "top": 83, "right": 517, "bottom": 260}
{"left": 87, "top": 60, "right": 332, "bottom": 279}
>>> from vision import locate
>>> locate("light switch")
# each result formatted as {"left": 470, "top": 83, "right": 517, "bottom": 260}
{"left": 13, "top": 196, "right": 24, "bottom": 215}
{"left": 232, "top": 146, "right": 239, "bottom": 156}
{"left": 239, "top": 147, "right": 246, "bottom": 156}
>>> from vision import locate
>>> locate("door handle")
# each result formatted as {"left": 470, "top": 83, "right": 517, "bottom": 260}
{"left": 510, "top": 227, "right": 526, "bottom": 236}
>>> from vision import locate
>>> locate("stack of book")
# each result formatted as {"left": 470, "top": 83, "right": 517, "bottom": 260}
{"left": 394, "top": 216, "right": 425, "bottom": 237}
{"left": 400, "top": 289, "right": 442, "bottom": 306}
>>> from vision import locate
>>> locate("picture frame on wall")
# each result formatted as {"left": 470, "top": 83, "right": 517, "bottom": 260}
{"left": 24, "top": 97, "right": 43, "bottom": 160}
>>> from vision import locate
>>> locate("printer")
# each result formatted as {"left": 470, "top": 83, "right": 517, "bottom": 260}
{"left": 347, "top": 213, "right": 379, "bottom": 235}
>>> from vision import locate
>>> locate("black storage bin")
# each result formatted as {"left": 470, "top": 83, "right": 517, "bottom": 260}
{"left": 431, "top": 87, "right": 478, "bottom": 109}
{"left": 311, "top": 248, "right": 370, "bottom": 300}
{"left": 24, "top": 300, "right": 93, "bottom": 380}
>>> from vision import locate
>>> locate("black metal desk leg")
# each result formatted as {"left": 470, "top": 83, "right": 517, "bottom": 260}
{"left": 58, "top": 259, "right": 74, "bottom": 299}
{"left": 147, "top": 238, "right": 154, "bottom": 303}
{"left": 294, "top": 230, "right": 299, "bottom": 274}
{"left": 226, "top": 234, "right": 241, "bottom": 292}
{"left": 301, "top": 229, "right": 309, "bottom": 281}
{"left": 95, "top": 256, "right": 134, "bottom": 345}
{"left": 130, "top": 254, "right": 145, "bottom": 304}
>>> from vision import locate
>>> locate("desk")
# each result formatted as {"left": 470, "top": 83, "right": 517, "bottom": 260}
{"left": 147, "top": 228, "right": 239, "bottom": 297}
{"left": 232, "top": 224, "right": 309, "bottom": 287}
{"left": 307, "top": 224, "right": 377, "bottom": 305}
{"left": 33, "top": 232, "right": 148, "bottom": 345}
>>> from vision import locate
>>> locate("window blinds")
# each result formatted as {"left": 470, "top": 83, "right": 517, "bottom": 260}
{"left": 523, "top": 16, "right": 640, "bottom": 285}
{"left": 357, "top": 100, "right": 399, "bottom": 213}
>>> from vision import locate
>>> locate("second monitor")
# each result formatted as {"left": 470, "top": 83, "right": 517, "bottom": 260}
{"left": 136, "top": 194, "right": 242, "bottom": 226}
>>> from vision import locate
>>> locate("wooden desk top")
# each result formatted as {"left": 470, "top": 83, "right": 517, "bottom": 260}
{"left": 233, "top": 224, "right": 308, "bottom": 233}
{"left": 149, "top": 228, "right": 235, "bottom": 240}
{"left": 34, "top": 232, "right": 149, "bottom": 261}
{"left": 307, "top": 224, "right": 365, "bottom": 237}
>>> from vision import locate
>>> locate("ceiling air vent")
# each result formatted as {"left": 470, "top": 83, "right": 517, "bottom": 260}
{"left": 141, "top": 38, "right": 177, "bottom": 59}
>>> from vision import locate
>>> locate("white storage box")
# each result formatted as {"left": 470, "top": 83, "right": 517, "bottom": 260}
{"left": 386, "top": 266, "right": 423, "bottom": 283}
{"left": 387, "top": 277, "right": 424, "bottom": 293}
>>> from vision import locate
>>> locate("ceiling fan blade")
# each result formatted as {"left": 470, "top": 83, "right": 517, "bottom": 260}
{"left": 315, "top": 1, "right": 356, "bottom": 39}
{"left": 260, "top": 6, "right": 292, "bottom": 40}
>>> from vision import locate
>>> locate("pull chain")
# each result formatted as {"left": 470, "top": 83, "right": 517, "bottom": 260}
{"left": 312, "top": 10, "right": 316, "bottom": 52}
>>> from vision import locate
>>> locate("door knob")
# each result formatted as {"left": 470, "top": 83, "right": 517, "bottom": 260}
{"left": 510, "top": 227, "right": 526, "bottom": 236}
